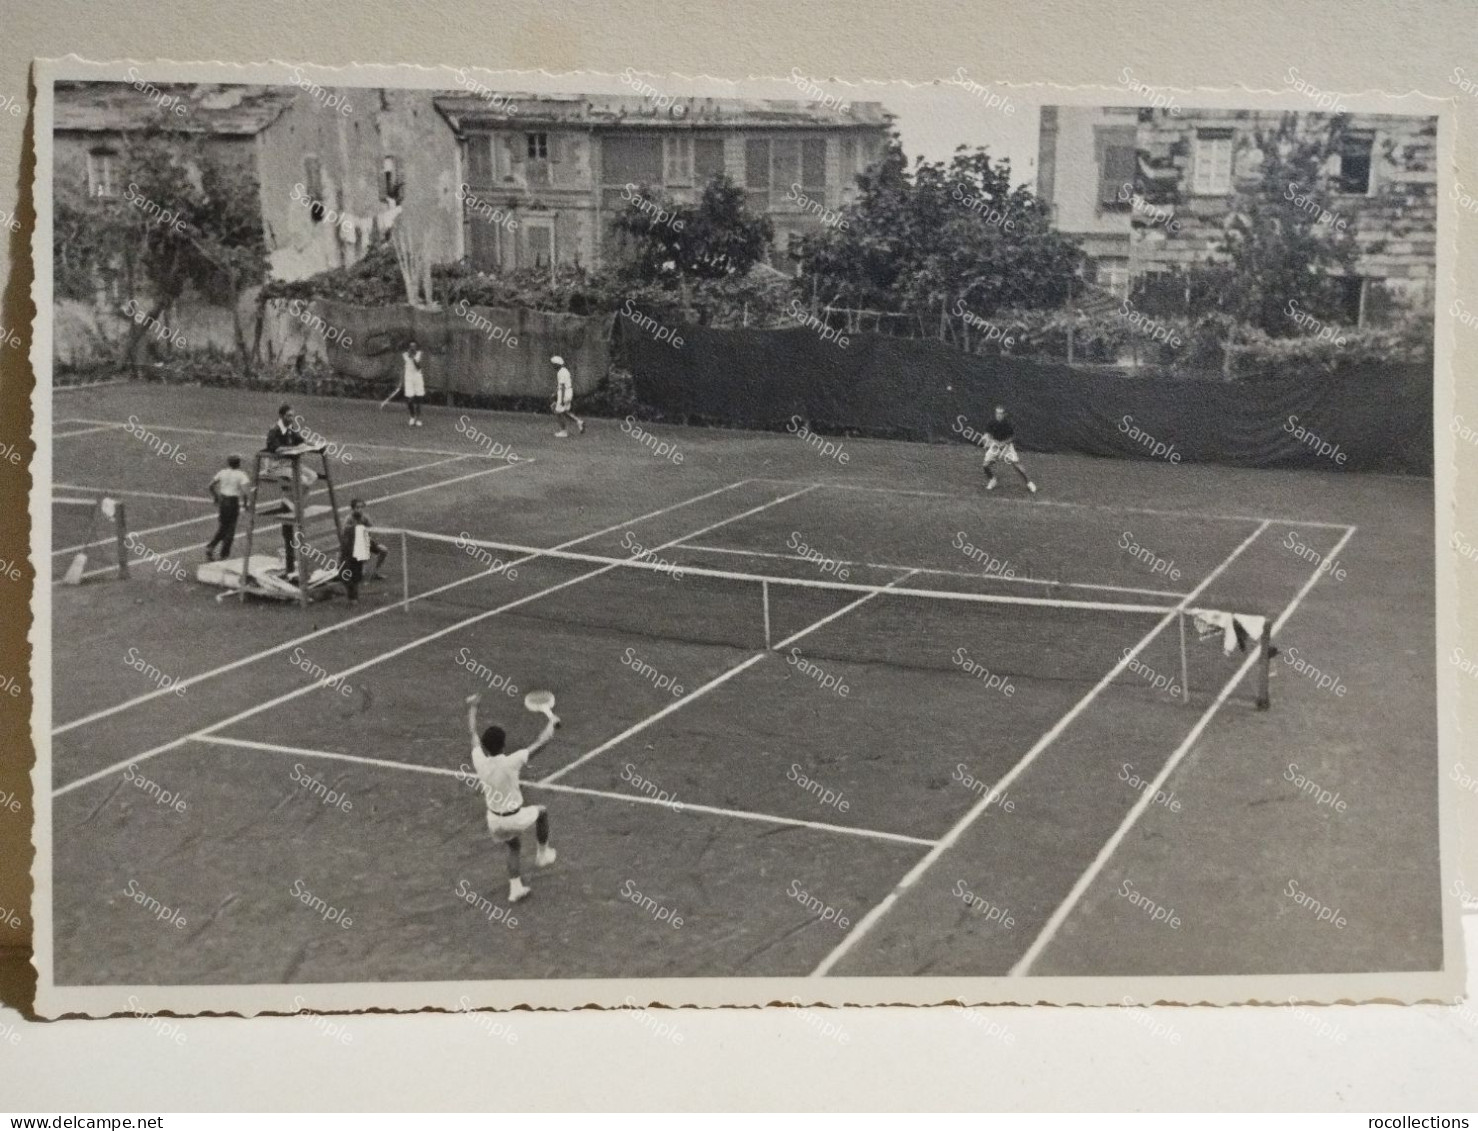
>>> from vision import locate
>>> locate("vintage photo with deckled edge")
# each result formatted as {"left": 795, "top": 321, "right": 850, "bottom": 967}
{"left": 26, "top": 56, "right": 1467, "bottom": 1017}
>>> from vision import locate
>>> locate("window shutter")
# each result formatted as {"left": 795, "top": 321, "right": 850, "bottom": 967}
{"left": 1099, "top": 145, "right": 1136, "bottom": 204}
{"left": 802, "top": 138, "right": 827, "bottom": 191}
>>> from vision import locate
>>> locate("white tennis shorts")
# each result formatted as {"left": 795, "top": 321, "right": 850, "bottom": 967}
{"left": 485, "top": 804, "right": 541, "bottom": 842}
{"left": 982, "top": 440, "right": 1020, "bottom": 465}
{"left": 403, "top": 370, "right": 426, "bottom": 398}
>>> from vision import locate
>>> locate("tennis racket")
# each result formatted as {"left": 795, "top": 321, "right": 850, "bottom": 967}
{"left": 523, "top": 689, "right": 560, "bottom": 726}
{"left": 378, "top": 385, "right": 402, "bottom": 411}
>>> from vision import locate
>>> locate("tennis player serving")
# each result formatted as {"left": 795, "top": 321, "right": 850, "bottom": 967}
{"left": 465, "top": 690, "right": 560, "bottom": 904}
{"left": 980, "top": 405, "right": 1038, "bottom": 494}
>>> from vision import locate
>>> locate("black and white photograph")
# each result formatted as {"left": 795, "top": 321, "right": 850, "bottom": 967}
{"left": 26, "top": 58, "right": 1465, "bottom": 1016}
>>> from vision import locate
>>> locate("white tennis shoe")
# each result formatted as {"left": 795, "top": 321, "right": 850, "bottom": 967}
{"left": 509, "top": 878, "right": 532, "bottom": 903}
{"left": 536, "top": 844, "right": 558, "bottom": 868}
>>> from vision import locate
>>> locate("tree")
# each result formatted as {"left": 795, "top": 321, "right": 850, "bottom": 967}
{"left": 610, "top": 174, "right": 773, "bottom": 284}
{"left": 53, "top": 126, "right": 269, "bottom": 370}
{"left": 796, "top": 138, "right": 1084, "bottom": 316}
{"left": 1178, "top": 113, "right": 1361, "bottom": 336}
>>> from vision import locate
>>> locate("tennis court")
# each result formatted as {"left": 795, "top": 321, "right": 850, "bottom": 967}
{"left": 46, "top": 382, "right": 1439, "bottom": 984}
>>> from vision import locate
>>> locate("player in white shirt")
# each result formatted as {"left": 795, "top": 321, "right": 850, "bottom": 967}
{"left": 205, "top": 454, "right": 252, "bottom": 561}
{"left": 402, "top": 340, "right": 426, "bottom": 427}
{"left": 550, "top": 355, "right": 584, "bottom": 438}
{"left": 465, "top": 691, "right": 560, "bottom": 903}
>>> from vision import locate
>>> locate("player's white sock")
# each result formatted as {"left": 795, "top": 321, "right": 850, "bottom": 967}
{"left": 536, "top": 844, "right": 557, "bottom": 867}
{"left": 509, "top": 877, "right": 532, "bottom": 903}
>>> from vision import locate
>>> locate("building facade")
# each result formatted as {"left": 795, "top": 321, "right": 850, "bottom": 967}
{"left": 1037, "top": 105, "right": 1438, "bottom": 326}
{"left": 433, "top": 92, "right": 890, "bottom": 275}
{"left": 53, "top": 80, "right": 463, "bottom": 287}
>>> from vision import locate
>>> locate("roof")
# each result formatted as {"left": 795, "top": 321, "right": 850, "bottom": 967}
{"left": 433, "top": 92, "right": 891, "bottom": 132}
{"left": 53, "top": 81, "right": 297, "bottom": 136}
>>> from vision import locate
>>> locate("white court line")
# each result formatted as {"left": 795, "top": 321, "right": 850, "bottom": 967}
{"left": 54, "top": 482, "right": 812, "bottom": 791}
{"left": 54, "top": 424, "right": 125, "bottom": 439}
{"left": 66, "top": 457, "right": 510, "bottom": 582}
{"left": 58, "top": 416, "right": 528, "bottom": 461}
{"left": 53, "top": 479, "right": 756, "bottom": 737}
{"left": 55, "top": 483, "right": 211, "bottom": 505}
{"left": 1007, "top": 524, "right": 1359, "bottom": 977}
{"left": 753, "top": 476, "right": 1356, "bottom": 531}
{"left": 55, "top": 378, "right": 131, "bottom": 391}
{"left": 540, "top": 566, "right": 920, "bottom": 787}
{"left": 52, "top": 452, "right": 474, "bottom": 558}
{"left": 194, "top": 735, "right": 465, "bottom": 778}
{"left": 192, "top": 734, "right": 935, "bottom": 848}
{"left": 809, "top": 520, "right": 1272, "bottom": 977}
{"left": 673, "top": 542, "right": 1189, "bottom": 600}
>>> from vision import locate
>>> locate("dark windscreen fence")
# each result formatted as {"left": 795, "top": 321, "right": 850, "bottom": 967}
{"left": 618, "top": 320, "right": 1431, "bottom": 474}
{"left": 388, "top": 528, "right": 1269, "bottom": 707}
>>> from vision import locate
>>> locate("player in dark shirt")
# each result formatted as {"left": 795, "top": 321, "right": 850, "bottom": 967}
{"left": 980, "top": 406, "right": 1037, "bottom": 493}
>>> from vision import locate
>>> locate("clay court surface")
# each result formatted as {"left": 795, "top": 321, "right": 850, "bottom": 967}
{"left": 44, "top": 382, "right": 1439, "bottom": 983}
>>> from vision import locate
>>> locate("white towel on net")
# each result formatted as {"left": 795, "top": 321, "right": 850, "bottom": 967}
{"left": 353, "top": 524, "right": 372, "bottom": 562}
{"left": 1188, "top": 608, "right": 1267, "bottom": 655}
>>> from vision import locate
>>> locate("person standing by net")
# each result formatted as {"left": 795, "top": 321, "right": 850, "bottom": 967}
{"left": 980, "top": 405, "right": 1038, "bottom": 494}
{"left": 464, "top": 691, "right": 560, "bottom": 903}
{"left": 550, "top": 355, "right": 584, "bottom": 438}
{"left": 402, "top": 339, "right": 426, "bottom": 427}
{"left": 338, "top": 496, "right": 388, "bottom": 602}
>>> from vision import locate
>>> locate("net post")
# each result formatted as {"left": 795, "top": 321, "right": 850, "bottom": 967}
{"left": 1256, "top": 618, "right": 1273, "bottom": 710}
{"left": 292, "top": 455, "right": 309, "bottom": 611}
{"left": 1178, "top": 609, "right": 1189, "bottom": 703}
{"left": 400, "top": 529, "right": 409, "bottom": 612}
{"left": 114, "top": 500, "right": 129, "bottom": 579}
{"left": 763, "top": 579, "right": 772, "bottom": 650}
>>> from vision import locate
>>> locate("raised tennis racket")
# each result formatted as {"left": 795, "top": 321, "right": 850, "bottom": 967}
{"left": 523, "top": 689, "right": 559, "bottom": 726}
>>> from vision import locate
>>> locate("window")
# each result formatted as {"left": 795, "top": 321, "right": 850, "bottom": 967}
{"left": 87, "top": 149, "right": 117, "bottom": 198}
{"left": 603, "top": 134, "right": 663, "bottom": 185}
{"left": 772, "top": 138, "right": 801, "bottom": 191}
{"left": 1192, "top": 131, "right": 1234, "bottom": 195}
{"left": 302, "top": 155, "right": 324, "bottom": 222}
{"left": 744, "top": 139, "right": 770, "bottom": 188}
{"left": 1336, "top": 133, "right": 1374, "bottom": 194}
{"left": 663, "top": 137, "right": 693, "bottom": 185}
{"left": 524, "top": 132, "right": 552, "bottom": 187}
{"left": 744, "top": 138, "right": 770, "bottom": 210}
{"left": 1099, "top": 144, "right": 1137, "bottom": 206}
{"left": 522, "top": 217, "right": 555, "bottom": 270}
{"left": 801, "top": 138, "right": 827, "bottom": 192}
{"left": 468, "top": 205, "right": 505, "bottom": 270}
{"left": 694, "top": 136, "right": 725, "bottom": 183}
{"left": 1335, "top": 276, "right": 1366, "bottom": 326}
{"left": 381, "top": 156, "right": 401, "bottom": 203}
{"left": 466, "top": 136, "right": 493, "bottom": 184}
{"left": 1096, "top": 258, "right": 1130, "bottom": 297}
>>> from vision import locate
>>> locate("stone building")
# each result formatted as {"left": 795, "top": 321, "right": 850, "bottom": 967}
{"left": 432, "top": 91, "right": 890, "bottom": 275}
{"left": 1036, "top": 105, "right": 1438, "bottom": 326}
{"left": 53, "top": 79, "right": 464, "bottom": 286}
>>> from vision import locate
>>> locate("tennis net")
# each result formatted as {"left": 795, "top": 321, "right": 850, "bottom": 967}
{"left": 380, "top": 526, "right": 1274, "bottom": 708}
